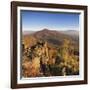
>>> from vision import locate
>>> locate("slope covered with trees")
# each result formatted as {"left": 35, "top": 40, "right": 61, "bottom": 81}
{"left": 22, "top": 29, "right": 79, "bottom": 77}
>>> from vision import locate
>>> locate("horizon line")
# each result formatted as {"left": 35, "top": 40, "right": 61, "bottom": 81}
{"left": 22, "top": 29, "right": 79, "bottom": 32}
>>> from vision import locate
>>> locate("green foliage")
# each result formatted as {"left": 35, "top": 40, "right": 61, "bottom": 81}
{"left": 55, "top": 55, "right": 62, "bottom": 65}
{"left": 49, "top": 64, "right": 62, "bottom": 76}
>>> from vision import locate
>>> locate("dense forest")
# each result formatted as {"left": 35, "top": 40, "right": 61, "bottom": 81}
{"left": 22, "top": 29, "right": 79, "bottom": 77}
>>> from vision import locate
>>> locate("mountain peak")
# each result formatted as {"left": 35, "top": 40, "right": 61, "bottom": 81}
{"left": 42, "top": 28, "right": 49, "bottom": 30}
{"left": 41, "top": 28, "right": 50, "bottom": 32}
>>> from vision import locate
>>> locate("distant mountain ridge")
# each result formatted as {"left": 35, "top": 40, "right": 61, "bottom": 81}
{"left": 60, "top": 30, "right": 79, "bottom": 36}
{"left": 23, "top": 28, "right": 79, "bottom": 36}
{"left": 23, "top": 31, "right": 35, "bottom": 35}
{"left": 23, "top": 28, "right": 79, "bottom": 48}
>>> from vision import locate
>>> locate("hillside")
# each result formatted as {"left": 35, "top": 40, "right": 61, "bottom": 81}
{"left": 23, "top": 29, "right": 79, "bottom": 48}
{"left": 22, "top": 29, "right": 79, "bottom": 77}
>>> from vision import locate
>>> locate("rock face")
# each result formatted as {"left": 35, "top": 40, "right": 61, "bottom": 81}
{"left": 22, "top": 29, "right": 79, "bottom": 77}
{"left": 22, "top": 41, "right": 50, "bottom": 77}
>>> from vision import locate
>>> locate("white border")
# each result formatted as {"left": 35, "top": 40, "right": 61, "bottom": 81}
{"left": 17, "top": 6, "right": 84, "bottom": 84}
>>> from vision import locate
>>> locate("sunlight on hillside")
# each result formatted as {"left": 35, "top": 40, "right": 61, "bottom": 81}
{"left": 21, "top": 30, "right": 79, "bottom": 77}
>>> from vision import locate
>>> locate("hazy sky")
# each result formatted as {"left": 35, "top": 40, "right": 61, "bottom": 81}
{"left": 21, "top": 10, "right": 80, "bottom": 31}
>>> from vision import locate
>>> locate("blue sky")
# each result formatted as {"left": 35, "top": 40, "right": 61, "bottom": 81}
{"left": 21, "top": 10, "right": 80, "bottom": 31}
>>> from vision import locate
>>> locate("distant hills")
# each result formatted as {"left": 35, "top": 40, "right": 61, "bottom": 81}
{"left": 23, "top": 28, "right": 79, "bottom": 48}
{"left": 23, "top": 28, "right": 79, "bottom": 37}
{"left": 23, "top": 31, "right": 35, "bottom": 35}
{"left": 60, "top": 30, "right": 79, "bottom": 37}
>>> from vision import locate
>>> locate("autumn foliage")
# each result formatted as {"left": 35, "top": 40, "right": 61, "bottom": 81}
{"left": 22, "top": 30, "right": 79, "bottom": 77}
